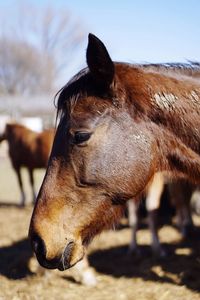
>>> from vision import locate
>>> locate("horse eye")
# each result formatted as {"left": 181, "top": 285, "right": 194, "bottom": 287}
{"left": 73, "top": 132, "right": 92, "bottom": 144}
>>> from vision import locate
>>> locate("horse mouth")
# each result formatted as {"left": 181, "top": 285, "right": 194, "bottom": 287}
{"left": 57, "top": 240, "right": 85, "bottom": 271}
{"left": 57, "top": 259, "right": 70, "bottom": 271}
{"left": 31, "top": 231, "right": 86, "bottom": 270}
{"left": 36, "top": 254, "right": 62, "bottom": 270}
{"left": 57, "top": 254, "right": 84, "bottom": 271}
{"left": 35, "top": 249, "right": 84, "bottom": 271}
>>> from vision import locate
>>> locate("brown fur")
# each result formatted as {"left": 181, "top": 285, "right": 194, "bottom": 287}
{"left": 29, "top": 34, "right": 200, "bottom": 271}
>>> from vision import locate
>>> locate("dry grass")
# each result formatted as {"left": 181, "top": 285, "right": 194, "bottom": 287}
{"left": 1, "top": 152, "right": 200, "bottom": 300}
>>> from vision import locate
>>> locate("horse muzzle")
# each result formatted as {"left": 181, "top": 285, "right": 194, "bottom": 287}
{"left": 30, "top": 233, "right": 83, "bottom": 270}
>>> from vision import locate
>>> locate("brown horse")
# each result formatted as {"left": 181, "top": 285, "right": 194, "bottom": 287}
{"left": 0, "top": 123, "right": 54, "bottom": 206}
{"left": 29, "top": 34, "right": 200, "bottom": 271}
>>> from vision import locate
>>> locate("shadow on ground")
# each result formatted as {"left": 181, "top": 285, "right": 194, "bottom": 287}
{"left": 88, "top": 229, "right": 200, "bottom": 292}
{"left": 1, "top": 229, "right": 200, "bottom": 293}
{"left": 0, "top": 238, "right": 33, "bottom": 279}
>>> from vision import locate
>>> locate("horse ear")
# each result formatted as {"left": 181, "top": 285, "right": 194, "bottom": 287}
{"left": 86, "top": 33, "right": 115, "bottom": 88}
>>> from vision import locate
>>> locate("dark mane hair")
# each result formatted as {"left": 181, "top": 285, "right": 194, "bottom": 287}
{"left": 55, "top": 61, "right": 200, "bottom": 122}
{"left": 54, "top": 68, "right": 89, "bottom": 118}
{"left": 55, "top": 67, "right": 117, "bottom": 121}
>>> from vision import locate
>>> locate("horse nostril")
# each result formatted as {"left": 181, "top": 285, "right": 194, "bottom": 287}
{"left": 63, "top": 241, "right": 75, "bottom": 261}
{"left": 56, "top": 241, "right": 75, "bottom": 271}
{"left": 31, "top": 233, "right": 46, "bottom": 259}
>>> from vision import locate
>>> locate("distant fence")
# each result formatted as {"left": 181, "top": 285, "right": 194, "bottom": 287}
{"left": 0, "top": 95, "right": 57, "bottom": 128}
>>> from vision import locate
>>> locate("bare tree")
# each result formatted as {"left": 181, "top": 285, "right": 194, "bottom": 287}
{"left": 0, "top": 2, "right": 85, "bottom": 95}
{"left": 0, "top": 38, "right": 54, "bottom": 94}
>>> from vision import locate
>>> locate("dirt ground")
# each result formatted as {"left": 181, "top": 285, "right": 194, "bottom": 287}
{"left": 1, "top": 146, "right": 200, "bottom": 300}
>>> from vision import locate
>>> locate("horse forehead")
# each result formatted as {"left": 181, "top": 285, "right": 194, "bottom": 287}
{"left": 69, "top": 96, "right": 111, "bottom": 122}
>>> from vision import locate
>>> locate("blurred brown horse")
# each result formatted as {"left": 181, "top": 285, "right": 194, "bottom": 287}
{"left": 128, "top": 173, "right": 195, "bottom": 257}
{"left": 29, "top": 34, "right": 200, "bottom": 271}
{"left": 0, "top": 123, "right": 54, "bottom": 206}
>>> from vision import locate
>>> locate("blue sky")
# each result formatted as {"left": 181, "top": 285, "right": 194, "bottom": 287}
{"left": 1, "top": 0, "right": 200, "bottom": 83}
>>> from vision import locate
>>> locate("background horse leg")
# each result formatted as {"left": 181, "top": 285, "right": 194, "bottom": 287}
{"left": 146, "top": 173, "right": 166, "bottom": 257}
{"left": 15, "top": 167, "right": 25, "bottom": 207}
{"left": 169, "top": 179, "right": 194, "bottom": 238}
{"left": 28, "top": 168, "right": 36, "bottom": 204}
{"left": 127, "top": 199, "right": 140, "bottom": 255}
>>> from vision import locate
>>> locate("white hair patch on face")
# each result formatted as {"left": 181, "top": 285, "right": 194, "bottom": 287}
{"left": 153, "top": 92, "right": 178, "bottom": 111}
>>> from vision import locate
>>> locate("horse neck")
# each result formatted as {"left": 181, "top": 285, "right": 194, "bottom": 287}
{"left": 124, "top": 66, "right": 200, "bottom": 154}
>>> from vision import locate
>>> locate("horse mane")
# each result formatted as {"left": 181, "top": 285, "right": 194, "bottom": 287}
{"left": 54, "top": 68, "right": 89, "bottom": 120}
{"left": 55, "top": 61, "right": 200, "bottom": 120}
{"left": 137, "top": 61, "right": 200, "bottom": 83}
